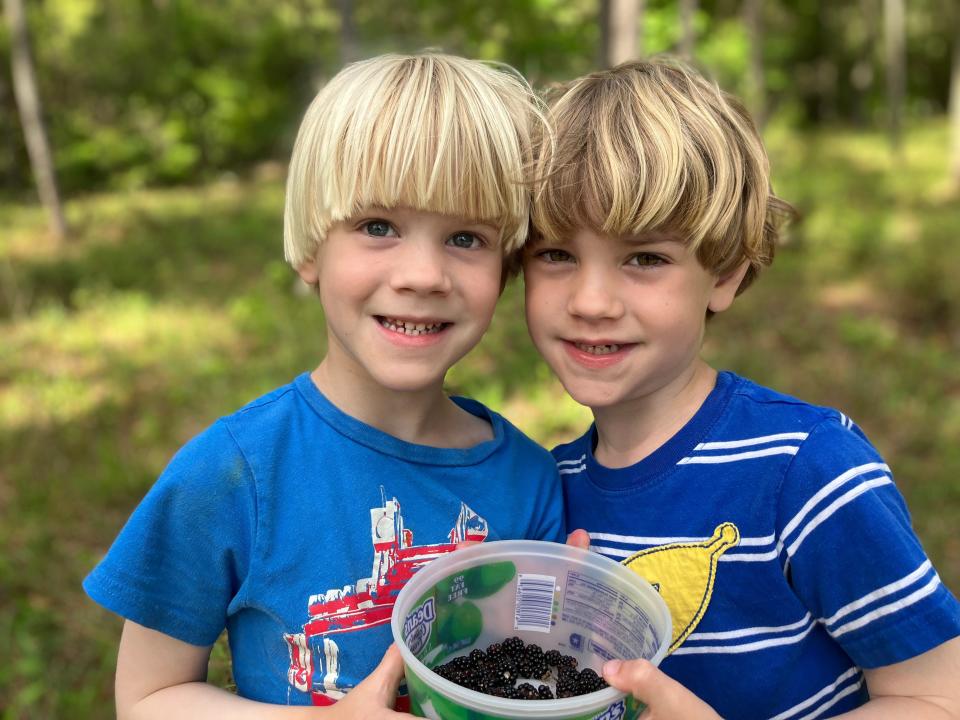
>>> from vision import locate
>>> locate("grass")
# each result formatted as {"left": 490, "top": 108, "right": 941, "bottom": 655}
{"left": 2, "top": 122, "right": 959, "bottom": 718}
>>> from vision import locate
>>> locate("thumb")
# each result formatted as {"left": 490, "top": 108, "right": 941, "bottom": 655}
{"left": 566, "top": 528, "right": 591, "bottom": 550}
{"left": 602, "top": 659, "right": 721, "bottom": 719}
{"left": 364, "top": 644, "right": 406, "bottom": 703}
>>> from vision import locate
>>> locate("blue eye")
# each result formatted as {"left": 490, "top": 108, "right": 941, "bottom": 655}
{"left": 363, "top": 220, "right": 395, "bottom": 237}
{"left": 447, "top": 232, "right": 483, "bottom": 249}
{"left": 628, "top": 253, "right": 665, "bottom": 267}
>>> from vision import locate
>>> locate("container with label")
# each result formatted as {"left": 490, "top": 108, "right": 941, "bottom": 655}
{"left": 390, "top": 540, "right": 671, "bottom": 720}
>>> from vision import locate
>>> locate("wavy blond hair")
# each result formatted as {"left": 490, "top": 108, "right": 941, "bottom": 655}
{"left": 532, "top": 57, "right": 794, "bottom": 293}
{"left": 284, "top": 52, "right": 545, "bottom": 270}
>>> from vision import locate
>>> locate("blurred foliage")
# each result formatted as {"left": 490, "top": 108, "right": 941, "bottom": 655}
{"left": 1, "top": 0, "right": 957, "bottom": 195}
{"left": 2, "top": 1, "right": 959, "bottom": 717}
{"left": 2, "top": 121, "right": 959, "bottom": 718}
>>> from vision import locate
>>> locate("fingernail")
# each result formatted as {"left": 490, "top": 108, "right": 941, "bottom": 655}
{"left": 603, "top": 659, "right": 622, "bottom": 677}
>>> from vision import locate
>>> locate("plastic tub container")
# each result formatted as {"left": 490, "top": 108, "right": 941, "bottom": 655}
{"left": 391, "top": 540, "right": 671, "bottom": 720}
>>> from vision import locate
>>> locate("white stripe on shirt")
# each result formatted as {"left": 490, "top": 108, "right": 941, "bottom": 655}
{"left": 677, "top": 446, "right": 800, "bottom": 464}
{"left": 768, "top": 667, "right": 861, "bottom": 720}
{"left": 822, "top": 560, "right": 932, "bottom": 627}
{"left": 671, "top": 621, "right": 816, "bottom": 655}
{"left": 588, "top": 531, "right": 774, "bottom": 546}
{"left": 794, "top": 678, "right": 864, "bottom": 720}
{"left": 685, "top": 613, "right": 812, "bottom": 642}
{"left": 829, "top": 574, "right": 942, "bottom": 637}
{"left": 778, "top": 462, "right": 890, "bottom": 553}
{"left": 693, "top": 433, "right": 809, "bottom": 450}
{"left": 785, "top": 476, "right": 893, "bottom": 558}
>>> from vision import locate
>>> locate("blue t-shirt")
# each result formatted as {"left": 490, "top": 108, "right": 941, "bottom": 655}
{"left": 556, "top": 372, "right": 960, "bottom": 720}
{"left": 84, "top": 373, "right": 565, "bottom": 706}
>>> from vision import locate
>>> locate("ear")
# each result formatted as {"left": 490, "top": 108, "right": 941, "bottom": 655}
{"left": 707, "top": 259, "right": 750, "bottom": 314}
{"left": 296, "top": 257, "right": 319, "bottom": 287}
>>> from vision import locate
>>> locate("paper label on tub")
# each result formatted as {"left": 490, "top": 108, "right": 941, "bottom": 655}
{"left": 513, "top": 573, "right": 556, "bottom": 632}
{"left": 561, "top": 571, "right": 660, "bottom": 660}
{"left": 403, "top": 597, "right": 437, "bottom": 655}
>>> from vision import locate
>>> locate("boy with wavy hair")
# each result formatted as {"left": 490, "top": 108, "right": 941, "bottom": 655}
{"left": 84, "top": 53, "right": 565, "bottom": 717}
{"left": 526, "top": 58, "right": 960, "bottom": 718}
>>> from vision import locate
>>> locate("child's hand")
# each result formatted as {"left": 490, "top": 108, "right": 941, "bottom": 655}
{"left": 566, "top": 528, "right": 591, "bottom": 549}
{"left": 327, "top": 644, "right": 409, "bottom": 718}
{"left": 602, "top": 659, "right": 721, "bottom": 720}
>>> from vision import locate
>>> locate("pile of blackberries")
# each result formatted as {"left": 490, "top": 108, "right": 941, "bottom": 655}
{"left": 432, "top": 636, "right": 608, "bottom": 700}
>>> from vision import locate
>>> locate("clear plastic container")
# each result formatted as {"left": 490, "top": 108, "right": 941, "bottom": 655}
{"left": 391, "top": 540, "right": 671, "bottom": 720}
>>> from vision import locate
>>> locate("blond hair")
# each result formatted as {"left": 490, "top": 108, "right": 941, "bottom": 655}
{"left": 284, "top": 53, "right": 544, "bottom": 269}
{"left": 532, "top": 57, "right": 794, "bottom": 292}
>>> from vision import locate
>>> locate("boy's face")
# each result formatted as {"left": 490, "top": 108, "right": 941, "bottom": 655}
{"left": 523, "top": 228, "right": 744, "bottom": 411}
{"left": 298, "top": 207, "right": 503, "bottom": 396}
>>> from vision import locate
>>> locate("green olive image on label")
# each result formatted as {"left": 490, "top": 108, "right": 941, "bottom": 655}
{"left": 438, "top": 600, "right": 482, "bottom": 647}
{"left": 435, "top": 561, "right": 516, "bottom": 601}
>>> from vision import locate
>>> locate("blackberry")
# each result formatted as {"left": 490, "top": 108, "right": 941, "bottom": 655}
{"left": 577, "top": 667, "right": 606, "bottom": 693}
{"left": 544, "top": 649, "right": 563, "bottom": 667}
{"left": 430, "top": 637, "right": 607, "bottom": 701}
{"left": 502, "top": 636, "right": 525, "bottom": 656}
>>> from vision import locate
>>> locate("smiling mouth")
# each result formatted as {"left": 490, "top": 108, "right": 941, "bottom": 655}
{"left": 377, "top": 316, "right": 451, "bottom": 336}
{"left": 573, "top": 342, "right": 623, "bottom": 355}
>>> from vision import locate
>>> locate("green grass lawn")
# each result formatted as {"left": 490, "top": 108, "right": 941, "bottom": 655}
{"left": 2, "top": 123, "right": 959, "bottom": 718}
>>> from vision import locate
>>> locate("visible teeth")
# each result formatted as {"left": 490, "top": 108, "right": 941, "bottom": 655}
{"left": 576, "top": 343, "right": 621, "bottom": 355}
{"left": 379, "top": 317, "right": 446, "bottom": 336}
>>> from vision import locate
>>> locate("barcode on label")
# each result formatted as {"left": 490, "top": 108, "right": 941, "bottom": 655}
{"left": 514, "top": 573, "right": 555, "bottom": 633}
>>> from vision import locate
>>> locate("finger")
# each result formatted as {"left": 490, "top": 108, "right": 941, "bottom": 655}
{"left": 566, "top": 529, "right": 591, "bottom": 549}
{"left": 365, "top": 644, "right": 406, "bottom": 703}
{"left": 455, "top": 540, "right": 481, "bottom": 551}
{"left": 602, "top": 659, "right": 719, "bottom": 718}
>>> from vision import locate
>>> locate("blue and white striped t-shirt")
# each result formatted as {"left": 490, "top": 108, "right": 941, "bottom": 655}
{"left": 555, "top": 371, "right": 960, "bottom": 720}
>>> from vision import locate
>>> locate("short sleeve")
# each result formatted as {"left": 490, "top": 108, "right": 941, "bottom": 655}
{"left": 776, "top": 418, "right": 960, "bottom": 668}
{"left": 531, "top": 461, "right": 566, "bottom": 543}
{"left": 83, "top": 420, "right": 257, "bottom": 646}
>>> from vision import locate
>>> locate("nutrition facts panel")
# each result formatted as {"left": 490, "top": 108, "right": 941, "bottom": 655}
{"left": 560, "top": 570, "right": 660, "bottom": 660}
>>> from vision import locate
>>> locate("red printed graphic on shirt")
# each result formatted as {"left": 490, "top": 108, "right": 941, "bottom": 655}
{"left": 283, "top": 488, "right": 489, "bottom": 707}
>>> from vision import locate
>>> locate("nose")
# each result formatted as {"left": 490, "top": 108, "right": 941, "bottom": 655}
{"left": 388, "top": 237, "right": 453, "bottom": 295}
{"left": 567, "top": 267, "right": 624, "bottom": 320}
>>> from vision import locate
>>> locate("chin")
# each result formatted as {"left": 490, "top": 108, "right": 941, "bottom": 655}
{"left": 560, "top": 382, "right": 625, "bottom": 411}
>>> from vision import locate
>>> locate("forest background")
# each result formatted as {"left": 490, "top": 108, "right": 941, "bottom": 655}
{"left": 2, "top": 0, "right": 959, "bottom": 717}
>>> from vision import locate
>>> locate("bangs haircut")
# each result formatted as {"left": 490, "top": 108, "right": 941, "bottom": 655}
{"left": 532, "top": 57, "right": 794, "bottom": 293}
{"left": 284, "top": 53, "right": 544, "bottom": 269}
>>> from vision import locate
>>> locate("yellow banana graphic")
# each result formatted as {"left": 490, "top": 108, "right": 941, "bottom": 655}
{"left": 623, "top": 523, "right": 740, "bottom": 652}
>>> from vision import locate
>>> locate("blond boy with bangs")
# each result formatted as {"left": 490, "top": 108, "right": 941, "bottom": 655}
{"left": 84, "top": 53, "right": 564, "bottom": 717}
{"left": 525, "top": 59, "right": 960, "bottom": 718}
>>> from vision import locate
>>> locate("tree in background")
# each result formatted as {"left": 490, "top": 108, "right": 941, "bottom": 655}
{"left": 4, "top": 0, "right": 67, "bottom": 241}
{"left": 950, "top": 13, "right": 960, "bottom": 190}
{"left": 679, "top": 0, "right": 697, "bottom": 60}
{"left": 742, "top": 0, "right": 765, "bottom": 126}
{"left": 601, "top": 0, "right": 642, "bottom": 67}
{"left": 884, "top": 0, "right": 905, "bottom": 153}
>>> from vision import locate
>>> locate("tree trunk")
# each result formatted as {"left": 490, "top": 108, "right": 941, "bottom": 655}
{"left": 743, "top": 0, "right": 766, "bottom": 127}
{"left": 679, "top": 0, "right": 697, "bottom": 61}
{"left": 5, "top": 0, "right": 68, "bottom": 241}
{"left": 338, "top": 0, "right": 358, "bottom": 66}
{"left": 601, "top": 0, "right": 643, "bottom": 68}
{"left": 949, "top": 18, "right": 960, "bottom": 189}
{"left": 884, "top": 0, "right": 906, "bottom": 154}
